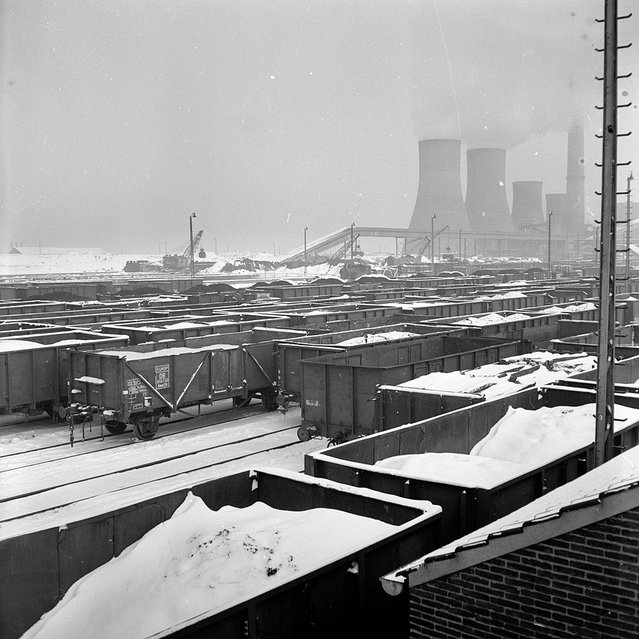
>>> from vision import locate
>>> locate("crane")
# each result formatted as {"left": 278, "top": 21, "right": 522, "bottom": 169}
{"left": 181, "top": 230, "right": 204, "bottom": 258}
{"left": 327, "top": 233, "right": 361, "bottom": 265}
{"left": 406, "top": 225, "right": 449, "bottom": 257}
{"left": 162, "top": 230, "right": 205, "bottom": 271}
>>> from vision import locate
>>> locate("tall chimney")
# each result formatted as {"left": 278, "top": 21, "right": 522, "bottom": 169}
{"left": 512, "top": 181, "right": 544, "bottom": 229}
{"left": 408, "top": 139, "right": 470, "bottom": 232}
{"left": 565, "top": 122, "right": 586, "bottom": 235}
{"left": 545, "top": 193, "right": 568, "bottom": 228}
{"left": 465, "top": 148, "right": 514, "bottom": 232}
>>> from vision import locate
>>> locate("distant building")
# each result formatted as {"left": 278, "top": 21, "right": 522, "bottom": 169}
{"left": 8, "top": 246, "right": 107, "bottom": 256}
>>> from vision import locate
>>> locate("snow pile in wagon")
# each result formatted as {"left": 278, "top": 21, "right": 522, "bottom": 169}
{"left": 375, "top": 403, "right": 639, "bottom": 489}
{"left": 22, "top": 495, "right": 397, "bottom": 639}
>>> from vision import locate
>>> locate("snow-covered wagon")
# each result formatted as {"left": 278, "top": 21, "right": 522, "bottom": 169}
{"left": 4, "top": 468, "right": 441, "bottom": 639}
{"left": 304, "top": 384, "right": 639, "bottom": 543}
{"left": 298, "top": 334, "right": 531, "bottom": 441}
{"left": 66, "top": 331, "right": 299, "bottom": 439}
{"left": 0, "top": 330, "right": 128, "bottom": 417}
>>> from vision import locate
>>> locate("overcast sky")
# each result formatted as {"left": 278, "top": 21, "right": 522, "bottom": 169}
{"left": 1, "top": 0, "right": 637, "bottom": 254}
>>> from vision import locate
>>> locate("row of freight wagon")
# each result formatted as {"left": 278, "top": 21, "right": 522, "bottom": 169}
{"left": 4, "top": 375, "right": 639, "bottom": 638}
{"left": 6, "top": 283, "right": 639, "bottom": 332}
{"left": 3, "top": 293, "right": 637, "bottom": 439}
{"left": 0, "top": 272, "right": 512, "bottom": 302}
{"left": 0, "top": 308, "right": 575, "bottom": 435}
{"left": 2, "top": 271, "right": 636, "bottom": 303}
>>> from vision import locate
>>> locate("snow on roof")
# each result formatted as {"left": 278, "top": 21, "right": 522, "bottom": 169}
{"left": 383, "top": 446, "right": 639, "bottom": 591}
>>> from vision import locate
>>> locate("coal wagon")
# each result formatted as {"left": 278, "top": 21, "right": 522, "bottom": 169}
{"left": 67, "top": 329, "right": 302, "bottom": 439}
{"left": 0, "top": 330, "right": 129, "bottom": 417}
{"left": 304, "top": 384, "right": 639, "bottom": 543}
{"left": 298, "top": 334, "right": 531, "bottom": 441}
{"left": 2, "top": 468, "right": 441, "bottom": 639}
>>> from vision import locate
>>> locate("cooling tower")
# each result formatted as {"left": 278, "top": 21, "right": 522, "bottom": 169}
{"left": 565, "top": 122, "right": 586, "bottom": 235}
{"left": 512, "top": 181, "right": 545, "bottom": 229}
{"left": 465, "top": 148, "right": 514, "bottom": 232}
{"left": 408, "top": 139, "right": 470, "bottom": 232}
{"left": 546, "top": 193, "right": 567, "bottom": 228}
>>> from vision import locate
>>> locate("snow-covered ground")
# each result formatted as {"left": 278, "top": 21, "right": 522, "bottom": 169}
{"left": 0, "top": 407, "right": 324, "bottom": 526}
{"left": 0, "top": 252, "right": 160, "bottom": 276}
{"left": 0, "top": 251, "right": 343, "bottom": 280}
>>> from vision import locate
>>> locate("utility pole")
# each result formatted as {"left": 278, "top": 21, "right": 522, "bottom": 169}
{"left": 547, "top": 211, "right": 553, "bottom": 279}
{"left": 431, "top": 214, "right": 436, "bottom": 273}
{"left": 304, "top": 227, "right": 308, "bottom": 277}
{"left": 189, "top": 212, "right": 196, "bottom": 278}
{"left": 626, "top": 171, "right": 634, "bottom": 291}
{"left": 350, "top": 223, "right": 355, "bottom": 261}
{"left": 594, "top": 0, "right": 629, "bottom": 466}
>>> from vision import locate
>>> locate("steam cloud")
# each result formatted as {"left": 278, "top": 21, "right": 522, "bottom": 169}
{"left": 408, "top": 1, "right": 599, "bottom": 148}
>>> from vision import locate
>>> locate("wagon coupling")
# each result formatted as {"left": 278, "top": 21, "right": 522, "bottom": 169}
{"left": 66, "top": 403, "right": 104, "bottom": 445}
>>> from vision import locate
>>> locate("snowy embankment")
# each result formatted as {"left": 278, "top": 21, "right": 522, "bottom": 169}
{"left": 375, "top": 403, "right": 639, "bottom": 489}
{"left": 398, "top": 351, "right": 597, "bottom": 399}
{"left": 20, "top": 494, "right": 397, "bottom": 639}
{"left": 0, "top": 252, "right": 159, "bottom": 276}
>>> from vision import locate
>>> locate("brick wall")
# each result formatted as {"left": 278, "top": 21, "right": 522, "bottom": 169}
{"left": 409, "top": 507, "right": 639, "bottom": 638}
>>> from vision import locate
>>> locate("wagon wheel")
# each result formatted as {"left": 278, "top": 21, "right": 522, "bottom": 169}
{"left": 132, "top": 417, "right": 160, "bottom": 440}
{"left": 105, "top": 420, "right": 128, "bottom": 435}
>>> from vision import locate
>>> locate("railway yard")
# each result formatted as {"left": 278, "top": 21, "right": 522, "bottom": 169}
{"left": 1, "top": 270, "right": 639, "bottom": 638}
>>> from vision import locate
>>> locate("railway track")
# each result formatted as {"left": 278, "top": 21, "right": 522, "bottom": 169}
{"left": 0, "top": 402, "right": 269, "bottom": 468}
{"left": 0, "top": 407, "right": 324, "bottom": 524}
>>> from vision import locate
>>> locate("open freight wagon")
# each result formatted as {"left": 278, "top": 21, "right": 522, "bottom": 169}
{"left": 99, "top": 311, "right": 296, "bottom": 345}
{"left": 0, "top": 321, "right": 68, "bottom": 337}
{"left": 276, "top": 322, "right": 466, "bottom": 402}
{"left": 374, "top": 350, "right": 599, "bottom": 431}
{"left": 304, "top": 384, "right": 639, "bottom": 543}
{"left": 66, "top": 329, "right": 303, "bottom": 439}
{"left": 298, "top": 334, "right": 531, "bottom": 441}
{"left": 0, "top": 330, "right": 129, "bottom": 417}
{"left": 419, "top": 309, "right": 564, "bottom": 345}
{"left": 1, "top": 468, "right": 441, "bottom": 639}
